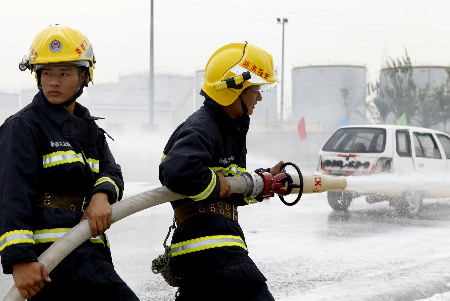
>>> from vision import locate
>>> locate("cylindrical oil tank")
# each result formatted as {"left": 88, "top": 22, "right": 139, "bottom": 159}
{"left": 380, "top": 65, "right": 449, "bottom": 91}
{"left": 291, "top": 65, "right": 367, "bottom": 132}
{"left": 379, "top": 66, "right": 450, "bottom": 127}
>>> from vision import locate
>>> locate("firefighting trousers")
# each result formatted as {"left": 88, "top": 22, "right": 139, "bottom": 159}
{"left": 175, "top": 262, "right": 275, "bottom": 301}
{"left": 29, "top": 253, "right": 139, "bottom": 301}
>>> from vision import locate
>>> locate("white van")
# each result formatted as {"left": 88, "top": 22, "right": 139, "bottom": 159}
{"left": 317, "top": 125, "right": 450, "bottom": 217}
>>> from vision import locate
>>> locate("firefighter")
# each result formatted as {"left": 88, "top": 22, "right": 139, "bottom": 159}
{"left": 0, "top": 25, "right": 139, "bottom": 300}
{"left": 159, "top": 42, "right": 283, "bottom": 301}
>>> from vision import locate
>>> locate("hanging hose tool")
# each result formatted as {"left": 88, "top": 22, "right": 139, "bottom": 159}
{"left": 3, "top": 164, "right": 347, "bottom": 301}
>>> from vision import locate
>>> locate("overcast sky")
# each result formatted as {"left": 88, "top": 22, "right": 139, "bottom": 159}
{"left": 1, "top": 0, "right": 450, "bottom": 92}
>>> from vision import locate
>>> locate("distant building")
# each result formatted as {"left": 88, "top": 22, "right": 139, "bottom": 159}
{"left": 86, "top": 71, "right": 195, "bottom": 136}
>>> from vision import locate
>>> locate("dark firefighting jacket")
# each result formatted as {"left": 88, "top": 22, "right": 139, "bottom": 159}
{"left": 159, "top": 96, "right": 266, "bottom": 274}
{"left": 0, "top": 91, "right": 123, "bottom": 274}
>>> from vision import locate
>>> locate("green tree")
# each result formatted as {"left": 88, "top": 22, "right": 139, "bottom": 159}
{"left": 381, "top": 50, "right": 419, "bottom": 124}
{"left": 413, "top": 85, "right": 440, "bottom": 128}
{"left": 433, "top": 67, "right": 450, "bottom": 132}
{"left": 369, "top": 50, "right": 421, "bottom": 125}
{"left": 340, "top": 87, "right": 351, "bottom": 123}
{"left": 368, "top": 81, "right": 391, "bottom": 123}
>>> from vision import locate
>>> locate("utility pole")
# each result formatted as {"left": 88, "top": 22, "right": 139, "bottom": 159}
{"left": 277, "top": 17, "right": 288, "bottom": 131}
{"left": 149, "top": 0, "right": 155, "bottom": 131}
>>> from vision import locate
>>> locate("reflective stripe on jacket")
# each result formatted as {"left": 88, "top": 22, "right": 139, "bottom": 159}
{"left": 0, "top": 229, "right": 108, "bottom": 252}
{"left": 171, "top": 235, "right": 247, "bottom": 257}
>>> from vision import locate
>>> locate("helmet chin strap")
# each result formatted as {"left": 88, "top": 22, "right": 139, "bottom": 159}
{"left": 61, "top": 86, "right": 84, "bottom": 108}
{"left": 239, "top": 95, "right": 249, "bottom": 116}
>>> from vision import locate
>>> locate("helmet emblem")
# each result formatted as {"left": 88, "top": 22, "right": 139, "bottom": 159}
{"left": 49, "top": 39, "right": 63, "bottom": 53}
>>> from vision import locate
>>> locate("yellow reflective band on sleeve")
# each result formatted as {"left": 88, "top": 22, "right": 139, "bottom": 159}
{"left": 188, "top": 169, "right": 217, "bottom": 201}
{"left": 161, "top": 153, "right": 216, "bottom": 201}
{"left": 34, "top": 228, "right": 106, "bottom": 246}
{"left": 0, "top": 230, "right": 35, "bottom": 252}
{"left": 211, "top": 164, "right": 246, "bottom": 177}
{"left": 212, "top": 165, "right": 261, "bottom": 205}
{"left": 94, "top": 177, "right": 120, "bottom": 203}
{"left": 43, "top": 151, "right": 99, "bottom": 173}
{"left": 86, "top": 158, "right": 100, "bottom": 173}
{"left": 171, "top": 235, "right": 247, "bottom": 257}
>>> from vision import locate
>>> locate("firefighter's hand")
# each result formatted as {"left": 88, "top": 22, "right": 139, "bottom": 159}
{"left": 269, "top": 161, "right": 285, "bottom": 176}
{"left": 81, "top": 192, "right": 112, "bottom": 237}
{"left": 217, "top": 171, "right": 231, "bottom": 198}
{"left": 13, "top": 262, "right": 51, "bottom": 298}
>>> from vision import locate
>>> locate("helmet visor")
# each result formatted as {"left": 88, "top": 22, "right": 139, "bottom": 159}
{"left": 259, "top": 82, "right": 277, "bottom": 92}
{"left": 249, "top": 82, "right": 277, "bottom": 92}
{"left": 33, "top": 60, "right": 90, "bottom": 71}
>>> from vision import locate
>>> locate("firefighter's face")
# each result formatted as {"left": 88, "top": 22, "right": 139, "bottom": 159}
{"left": 240, "top": 85, "right": 262, "bottom": 116}
{"left": 41, "top": 65, "right": 85, "bottom": 107}
{"left": 222, "top": 86, "right": 262, "bottom": 120}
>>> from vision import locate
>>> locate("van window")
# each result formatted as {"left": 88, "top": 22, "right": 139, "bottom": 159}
{"left": 437, "top": 134, "right": 450, "bottom": 159}
{"left": 396, "top": 130, "right": 411, "bottom": 157}
{"left": 413, "top": 132, "right": 442, "bottom": 159}
{"left": 322, "top": 128, "right": 386, "bottom": 153}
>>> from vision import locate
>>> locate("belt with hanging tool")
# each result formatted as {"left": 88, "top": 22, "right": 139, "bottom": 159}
{"left": 34, "top": 192, "right": 88, "bottom": 211}
{"left": 174, "top": 200, "right": 238, "bottom": 225}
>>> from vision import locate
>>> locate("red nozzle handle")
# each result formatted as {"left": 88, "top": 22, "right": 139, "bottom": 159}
{"left": 255, "top": 162, "right": 303, "bottom": 206}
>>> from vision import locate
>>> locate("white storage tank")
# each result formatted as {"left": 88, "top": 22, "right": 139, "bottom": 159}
{"left": 380, "top": 65, "right": 449, "bottom": 92}
{"left": 379, "top": 65, "right": 450, "bottom": 128}
{"left": 291, "top": 64, "right": 367, "bottom": 132}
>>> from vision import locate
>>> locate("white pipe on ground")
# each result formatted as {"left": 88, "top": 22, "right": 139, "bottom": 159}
{"left": 3, "top": 174, "right": 346, "bottom": 301}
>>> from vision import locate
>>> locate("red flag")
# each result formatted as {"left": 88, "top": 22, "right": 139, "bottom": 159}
{"left": 297, "top": 117, "right": 307, "bottom": 140}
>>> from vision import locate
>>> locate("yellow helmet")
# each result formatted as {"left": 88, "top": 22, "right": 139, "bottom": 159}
{"left": 19, "top": 24, "right": 95, "bottom": 87}
{"left": 201, "top": 42, "right": 277, "bottom": 106}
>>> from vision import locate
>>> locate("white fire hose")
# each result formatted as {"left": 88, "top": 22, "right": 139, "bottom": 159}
{"left": 3, "top": 168, "right": 346, "bottom": 301}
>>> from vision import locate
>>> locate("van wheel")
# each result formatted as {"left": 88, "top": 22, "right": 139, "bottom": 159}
{"left": 396, "top": 191, "right": 423, "bottom": 218}
{"left": 327, "top": 191, "right": 352, "bottom": 211}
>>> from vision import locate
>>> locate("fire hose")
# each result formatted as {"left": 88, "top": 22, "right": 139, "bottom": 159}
{"left": 3, "top": 162, "right": 346, "bottom": 301}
